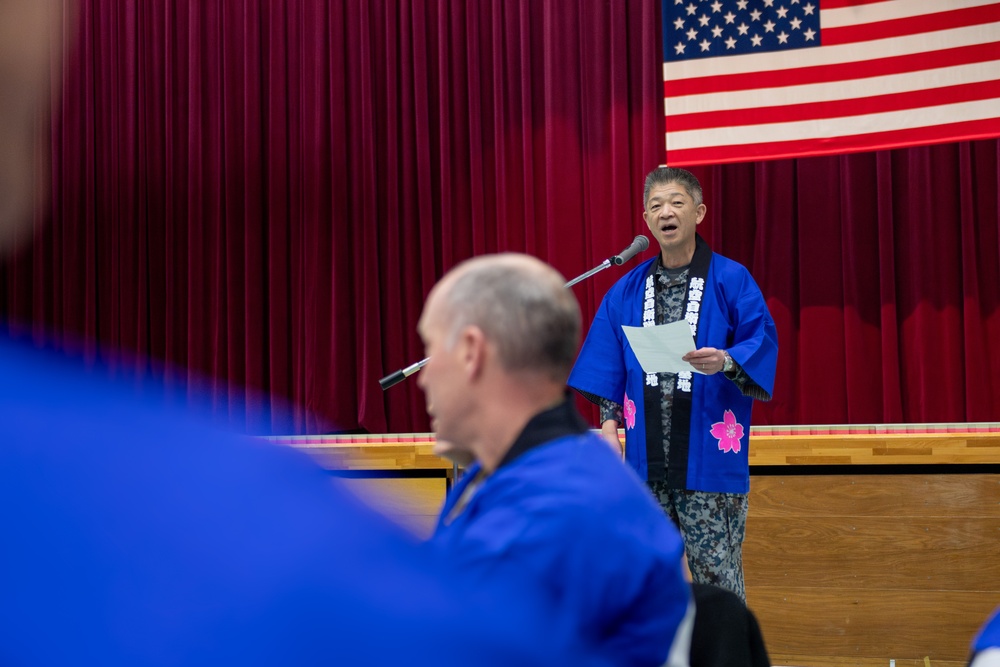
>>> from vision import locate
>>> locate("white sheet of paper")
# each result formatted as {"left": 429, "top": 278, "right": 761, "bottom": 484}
{"left": 621, "top": 320, "right": 702, "bottom": 375}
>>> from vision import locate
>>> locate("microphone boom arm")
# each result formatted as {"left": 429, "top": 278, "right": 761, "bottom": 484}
{"left": 378, "top": 259, "right": 601, "bottom": 390}
{"left": 378, "top": 235, "right": 649, "bottom": 390}
{"left": 563, "top": 258, "right": 612, "bottom": 288}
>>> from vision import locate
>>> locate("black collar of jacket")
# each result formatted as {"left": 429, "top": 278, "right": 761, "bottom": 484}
{"left": 496, "top": 393, "right": 589, "bottom": 470}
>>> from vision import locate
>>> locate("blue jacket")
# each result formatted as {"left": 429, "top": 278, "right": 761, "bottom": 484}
{"left": 569, "top": 236, "right": 778, "bottom": 493}
{"left": 973, "top": 606, "right": 1000, "bottom": 656}
{"left": 433, "top": 426, "right": 693, "bottom": 667}
{"left": 0, "top": 338, "right": 610, "bottom": 667}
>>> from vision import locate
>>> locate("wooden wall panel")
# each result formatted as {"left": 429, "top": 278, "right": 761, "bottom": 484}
{"left": 750, "top": 474, "right": 1000, "bottom": 518}
{"left": 748, "top": 433, "right": 1000, "bottom": 466}
{"left": 749, "top": 588, "right": 997, "bottom": 664}
{"left": 337, "top": 478, "right": 446, "bottom": 538}
{"left": 745, "top": 473, "right": 1000, "bottom": 665}
{"left": 773, "top": 659, "right": 965, "bottom": 667}
{"left": 299, "top": 444, "right": 450, "bottom": 471}
{"left": 745, "top": 516, "right": 1000, "bottom": 590}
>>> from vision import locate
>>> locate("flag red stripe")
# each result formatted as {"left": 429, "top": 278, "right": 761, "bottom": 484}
{"left": 665, "top": 41, "right": 999, "bottom": 96}
{"left": 822, "top": 5, "right": 1000, "bottom": 46}
{"left": 666, "top": 79, "right": 1000, "bottom": 131}
{"left": 820, "top": 0, "right": 887, "bottom": 8}
{"left": 665, "top": 118, "right": 1000, "bottom": 166}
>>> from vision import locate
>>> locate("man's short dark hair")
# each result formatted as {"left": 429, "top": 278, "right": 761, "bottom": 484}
{"left": 643, "top": 167, "right": 703, "bottom": 208}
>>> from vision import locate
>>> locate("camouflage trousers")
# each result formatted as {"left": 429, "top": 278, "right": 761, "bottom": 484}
{"left": 647, "top": 480, "right": 749, "bottom": 603}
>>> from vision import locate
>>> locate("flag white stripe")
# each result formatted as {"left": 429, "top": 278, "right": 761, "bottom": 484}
{"left": 821, "top": 0, "right": 998, "bottom": 29}
{"left": 666, "top": 98, "right": 999, "bottom": 150}
{"left": 666, "top": 60, "right": 1000, "bottom": 116}
{"left": 663, "top": 21, "right": 1000, "bottom": 80}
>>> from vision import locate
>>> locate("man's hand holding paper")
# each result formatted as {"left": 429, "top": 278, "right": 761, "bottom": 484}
{"left": 622, "top": 322, "right": 728, "bottom": 375}
{"left": 621, "top": 320, "right": 704, "bottom": 374}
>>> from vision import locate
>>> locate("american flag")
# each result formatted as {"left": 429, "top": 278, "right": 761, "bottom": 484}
{"left": 662, "top": 0, "right": 1000, "bottom": 165}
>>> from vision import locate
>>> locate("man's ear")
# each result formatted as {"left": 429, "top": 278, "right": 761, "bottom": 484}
{"left": 457, "top": 326, "right": 488, "bottom": 380}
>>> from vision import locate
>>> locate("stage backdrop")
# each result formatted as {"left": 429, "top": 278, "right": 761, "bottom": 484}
{"left": 1, "top": 0, "right": 998, "bottom": 435}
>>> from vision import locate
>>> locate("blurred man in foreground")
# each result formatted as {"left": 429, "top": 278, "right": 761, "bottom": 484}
{"left": 418, "top": 253, "right": 694, "bottom": 667}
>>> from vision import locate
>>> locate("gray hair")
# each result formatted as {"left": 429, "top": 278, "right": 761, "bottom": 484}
{"left": 643, "top": 167, "right": 703, "bottom": 208}
{"left": 438, "top": 254, "right": 581, "bottom": 383}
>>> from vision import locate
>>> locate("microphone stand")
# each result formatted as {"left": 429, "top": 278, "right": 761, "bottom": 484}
{"left": 378, "top": 242, "right": 646, "bottom": 390}
{"left": 564, "top": 258, "right": 612, "bottom": 288}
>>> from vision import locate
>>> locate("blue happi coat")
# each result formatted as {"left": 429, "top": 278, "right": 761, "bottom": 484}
{"left": 432, "top": 423, "right": 693, "bottom": 667}
{"left": 973, "top": 606, "right": 1000, "bottom": 656}
{"left": 569, "top": 235, "right": 778, "bottom": 494}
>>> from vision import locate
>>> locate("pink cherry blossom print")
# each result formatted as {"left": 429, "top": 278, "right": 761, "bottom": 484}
{"left": 623, "top": 393, "right": 637, "bottom": 430}
{"left": 710, "top": 409, "right": 744, "bottom": 454}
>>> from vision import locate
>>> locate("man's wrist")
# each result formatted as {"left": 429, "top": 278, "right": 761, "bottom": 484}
{"left": 722, "top": 350, "right": 735, "bottom": 373}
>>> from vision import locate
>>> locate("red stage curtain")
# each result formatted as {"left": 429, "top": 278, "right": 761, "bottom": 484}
{"left": 1, "top": 0, "right": 997, "bottom": 434}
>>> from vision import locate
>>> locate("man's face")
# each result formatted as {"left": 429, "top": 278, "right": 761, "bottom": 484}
{"left": 642, "top": 181, "right": 706, "bottom": 257}
{"left": 416, "top": 285, "right": 475, "bottom": 458}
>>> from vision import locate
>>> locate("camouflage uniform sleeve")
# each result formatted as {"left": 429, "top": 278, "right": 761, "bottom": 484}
{"left": 599, "top": 397, "right": 624, "bottom": 425}
{"left": 724, "top": 360, "right": 772, "bottom": 402}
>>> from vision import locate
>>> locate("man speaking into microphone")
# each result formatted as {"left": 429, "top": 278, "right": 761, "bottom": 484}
{"left": 569, "top": 166, "right": 778, "bottom": 604}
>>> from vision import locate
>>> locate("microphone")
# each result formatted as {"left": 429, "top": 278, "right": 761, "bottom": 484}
{"left": 610, "top": 235, "right": 649, "bottom": 265}
{"left": 378, "top": 359, "right": 428, "bottom": 391}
